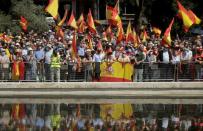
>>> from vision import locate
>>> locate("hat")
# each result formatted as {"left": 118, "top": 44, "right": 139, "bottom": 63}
{"left": 86, "top": 49, "right": 92, "bottom": 52}
{"left": 47, "top": 44, "right": 52, "bottom": 48}
{"left": 28, "top": 47, "right": 33, "bottom": 51}
{"left": 16, "top": 43, "right": 20, "bottom": 46}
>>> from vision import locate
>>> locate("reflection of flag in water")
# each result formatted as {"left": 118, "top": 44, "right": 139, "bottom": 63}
{"left": 12, "top": 104, "right": 25, "bottom": 119}
{"left": 99, "top": 62, "right": 133, "bottom": 120}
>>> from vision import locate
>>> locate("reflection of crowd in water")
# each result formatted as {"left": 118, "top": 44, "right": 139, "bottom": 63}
{"left": 0, "top": 104, "right": 203, "bottom": 131}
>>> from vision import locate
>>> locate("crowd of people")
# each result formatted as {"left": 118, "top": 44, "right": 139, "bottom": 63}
{"left": 0, "top": 104, "right": 203, "bottom": 131}
{"left": 0, "top": 25, "right": 203, "bottom": 82}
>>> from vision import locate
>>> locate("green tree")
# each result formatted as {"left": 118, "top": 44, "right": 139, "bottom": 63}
{"left": 10, "top": 0, "right": 49, "bottom": 33}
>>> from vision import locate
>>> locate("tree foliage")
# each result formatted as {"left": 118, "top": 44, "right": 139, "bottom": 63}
{"left": 0, "top": 0, "right": 49, "bottom": 34}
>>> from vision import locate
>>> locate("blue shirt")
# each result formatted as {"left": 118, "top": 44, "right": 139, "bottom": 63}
{"left": 35, "top": 49, "right": 45, "bottom": 62}
{"left": 78, "top": 47, "right": 85, "bottom": 57}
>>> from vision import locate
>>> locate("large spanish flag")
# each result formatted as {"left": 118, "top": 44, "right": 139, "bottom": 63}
{"left": 87, "top": 9, "right": 97, "bottom": 34}
{"left": 100, "top": 62, "right": 133, "bottom": 82}
{"left": 100, "top": 62, "right": 133, "bottom": 119}
{"left": 67, "top": 11, "right": 78, "bottom": 29}
{"left": 162, "top": 18, "right": 174, "bottom": 47}
{"left": 177, "top": 1, "right": 194, "bottom": 32}
{"left": 45, "top": 0, "right": 58, "bottom": 19}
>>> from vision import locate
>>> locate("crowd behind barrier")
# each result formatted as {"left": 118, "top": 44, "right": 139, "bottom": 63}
{"left": 0, "top": 62, "right": 202, "bottom": 82}
{"left": 0, "top": 27, "right": 203, "bottom": 82}
{"left": 0, "top": 104, "right": 203, "bottom": 131}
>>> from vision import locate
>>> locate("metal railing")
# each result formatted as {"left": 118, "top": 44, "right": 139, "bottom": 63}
{"left": 0, "top": 61, "right": 202, "bottom": 82}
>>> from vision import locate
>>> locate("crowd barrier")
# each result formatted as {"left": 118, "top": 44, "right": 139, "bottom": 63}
{"left": 0, "top": 61, "right": 202, "bottom": 82}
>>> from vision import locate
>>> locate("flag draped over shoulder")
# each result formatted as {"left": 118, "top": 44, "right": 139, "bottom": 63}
{"left": 87, "top": 9, "right": 97, "bottom": 34}
{"left": 67, "top": 11, "right": 78, "bottom": 29}
{"left": 177, "top": 1, "right": 194, "bottom": 32}
{"left": 45, "top": 0, "right": 59, "bottom": 19}
{"left": 162, "top": 18, "right": 174, "bottom": 47}
{"left": 20, "top": 16, "right": 28, "bottom": 32}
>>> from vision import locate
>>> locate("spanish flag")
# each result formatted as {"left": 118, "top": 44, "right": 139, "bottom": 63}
{"left": 45, "top": 0, "right": 58, "bottom": 19}
{"left": 114, "top": 0, "right": 120, "bottom": 14}
{"left": 106, "top": 5, "right": 121, "bottom": 26}
{"left": 140, "top": 29, "right": 149, "bottom": 43}
{"left": 12, "top": 104, "right": 25, "bottom": 120}
{"left": 72, "top": 31, "right": 77, "bottom": 58}
{"left": 133, "top": 29, "right": 138, "bottom": 47}
{"left": 100, "top": 62, "right": 133, "bottom": 120}
{"left": 87, "top": 9, "right": 97, "bottom": 34}
{"left": 58, "top": 9, "right": 68, "bottom": 27}
{"left": 162, "top": 18, "right": 174, "bottom": 47}
{"left": 116, "top": 22, "right": 124, "bottom": 44}
{"left": 56, "top": 26, "right": 64, "bottom": 38}
{"left": 20, "top": 16, "right": 28, "bottom": 32}
{"left": 67, "top": 11, "right": 78, "bottom": 29}
{"left": 78, "top": 21, "right": 86, "bottom": 33}
{"left": 188, "top": 10, "right": 201, "bottom": 25}
{"left": 77, "top": 13, "right": 84, "bottom": 25}
{"left": 177, "top": 1, "right": 194, "bottom": 32}
{"left": 152, "top": 27, "right": 162, "bottom": 36}
{"left": 126, "top": 21, "right": 134, "bottom": 43}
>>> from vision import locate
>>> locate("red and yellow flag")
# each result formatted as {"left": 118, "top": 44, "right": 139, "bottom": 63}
{"left": 140, "top": 29, "right": 149, "bottom": 43}
{"left": 177, "top": 1, "right": 194, "bottom": 32}
{"left": 162, "top": 18, "right": 174, "bottom": 47}
{"left": 77, "top": 13, "right": 84, "bottom": 25}
{"left": 152, "top": 27, "right": 162, "bottom": 36}
{"left": 67, "top": 11, "right": 78, "bottom": 29}
{"left": 56, "top": 26, "right": 64, "bottom": 38}
{"left": 20, "top": 16, "right": 28, "bottom": 32}
{"left": 106, "top": 5, "right": 121, "bottom": 26}
{"left": 188, "top": 10, "right": 201, "bottom": 25}
{"left": 116, "top": 22, "right": 124, "bottom": 44}
{"left": 126, "top": 21, "right": 134, "bottom": 43}
{"left": 58, "top": 9, "right": 68, "bottom": 27}
{"left": 72, "top": 32, "right": 77, "bottom": 57}
{"left": 133, "top": 29, "right": 138, "bottom": 47}
{"left": 45, "top": 0, "right": 58, "bottom": 19}
{"left": 87, "top": 9, "right": 97, "bottom": 34}
{"left": 78, "top": 21, "right": 86, "bottom": 33}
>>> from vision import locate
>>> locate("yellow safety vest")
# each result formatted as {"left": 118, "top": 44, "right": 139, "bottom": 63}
{"left": 51, "top": 55, "right": 60, "bottom": 68}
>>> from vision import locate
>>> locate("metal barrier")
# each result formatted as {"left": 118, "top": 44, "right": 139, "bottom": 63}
{"left": 0, "top": 62, "right": 202, "bottom": 82}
